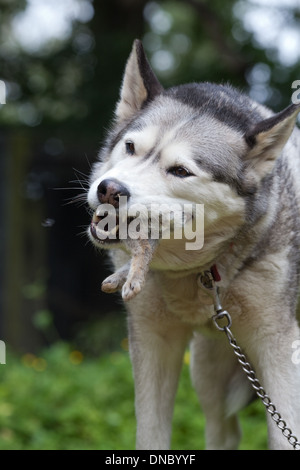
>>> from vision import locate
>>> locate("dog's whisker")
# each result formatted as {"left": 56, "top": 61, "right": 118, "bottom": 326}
{"left": 68, "top": 180, "right": 89, "bottom": 187}
{"left": 76, "top": 229, "right": 90, "bottom": 239}
{"left": 62, "top": 194, "right": 88, "bottom": 210}
{"left": 53, "top": 187, "right": 87, "bottom": 192}
{"left": 73, "top": 166, "right": 90, "bottom": 177}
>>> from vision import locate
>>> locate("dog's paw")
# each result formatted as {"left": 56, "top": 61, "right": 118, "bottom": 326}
{"left": 101, "top": 273, "right": 125, "bottom": 293}
{"left": 121, "top": 279, "right": 142, "bottom": 301}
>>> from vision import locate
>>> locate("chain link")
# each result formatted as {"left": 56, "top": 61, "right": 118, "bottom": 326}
{"left": 213, "top": 310, "right": 300, "bottom": 450}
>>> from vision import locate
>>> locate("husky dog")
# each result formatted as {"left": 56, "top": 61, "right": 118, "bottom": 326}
{"left": 87, "top": 40, "right": 300, "bottom": 450}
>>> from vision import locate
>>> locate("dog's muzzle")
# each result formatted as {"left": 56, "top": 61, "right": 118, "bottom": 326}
{"left": 96, "top": 178, "right": 130, "bottom": 207}
{"left": 90, "top": 178, "right": 130, "bottom": 245}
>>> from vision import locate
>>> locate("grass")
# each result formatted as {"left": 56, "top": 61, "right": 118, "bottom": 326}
{"left": 0, "top": 342, "right": 267, "bottom": 450}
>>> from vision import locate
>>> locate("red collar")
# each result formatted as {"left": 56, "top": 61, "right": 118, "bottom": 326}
{"left": 210, "top": 264, "right": 221, "bottom": 282}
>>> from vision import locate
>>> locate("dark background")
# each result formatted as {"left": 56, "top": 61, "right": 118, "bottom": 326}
{"left": 0, "top": 0, "right": 299, "bottom": 354}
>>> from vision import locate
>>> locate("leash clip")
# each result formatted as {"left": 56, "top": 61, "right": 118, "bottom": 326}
{"left": 197, "top": 269, "right": 232, "bottom": 331}
{"left": 197, "top": 269, "right": 222, "bottom": 312}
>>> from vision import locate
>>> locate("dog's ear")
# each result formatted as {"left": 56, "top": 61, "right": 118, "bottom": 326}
{"left": 244, "top": 103, "right": 300, "bottom": 177}
{"left": 115, "top": 39, "right": 163, "bottom": 122}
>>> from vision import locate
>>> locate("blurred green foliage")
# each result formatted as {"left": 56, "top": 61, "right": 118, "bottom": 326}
{"left": 1, "top": 0, "right": 300, "bottom": 134}
{"left": 0, "top": 343, "right": 267, "bottom": 450}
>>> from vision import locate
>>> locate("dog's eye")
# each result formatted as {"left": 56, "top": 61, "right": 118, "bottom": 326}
{"left": 167, "top": 166, "right": 193, "bottom": 178}
{"left": 125, "top": 141, "right": 135, "bottom": 155}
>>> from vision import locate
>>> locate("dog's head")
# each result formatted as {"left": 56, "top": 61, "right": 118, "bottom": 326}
{"left": 87, "top": 40, "right": 300, "bottom": 271}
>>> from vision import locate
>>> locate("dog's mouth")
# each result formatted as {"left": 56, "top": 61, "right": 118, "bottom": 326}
{"left": 90, "top": 206, "right": 138, "bottom": 245}
{"left": 89, "top": 203, "right": 192, "bottom": 246}
{"left": 90, "top": 211, "right": 121, "bottom": 245}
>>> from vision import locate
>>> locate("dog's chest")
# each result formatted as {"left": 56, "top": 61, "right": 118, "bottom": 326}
{"left": 156, "top": 273, "right": 215, "bottom": 326}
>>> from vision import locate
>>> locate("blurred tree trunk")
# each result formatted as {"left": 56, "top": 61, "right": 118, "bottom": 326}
{"left": 88, "top": 0, "right": 149, "bottom": 133}
{"left": 2, "top": 131, "right": 45, "bottom": 352}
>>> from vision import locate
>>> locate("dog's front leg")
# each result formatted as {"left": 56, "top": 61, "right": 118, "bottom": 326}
{"left": 237, "top": 314, "right": 300, "bottom": 450}
{"left": 258, "top": 321, "right": 300, "bottom": 450}
{"left": 128, "top": 313, "right": 191, "bottom": 450}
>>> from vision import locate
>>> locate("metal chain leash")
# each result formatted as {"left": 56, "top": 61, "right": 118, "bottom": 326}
{"left": 198, "top": 271, "right": 300, "bottom": 450}
{"left": 213, "top": 310, "right": 300, "bottom": 450}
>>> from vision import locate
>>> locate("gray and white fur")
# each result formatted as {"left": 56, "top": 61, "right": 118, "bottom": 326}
{"left": 87, "top": 39, "right": 300, "bottom": 450}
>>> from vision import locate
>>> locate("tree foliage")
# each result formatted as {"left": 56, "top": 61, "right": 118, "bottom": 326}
{"left": 0, "top": 0, "right": 299, "bottom": 133}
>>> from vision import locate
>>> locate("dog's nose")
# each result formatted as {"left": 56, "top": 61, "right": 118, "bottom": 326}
{"left": 97, "top": 178, "right": 130, "bottom": 208}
